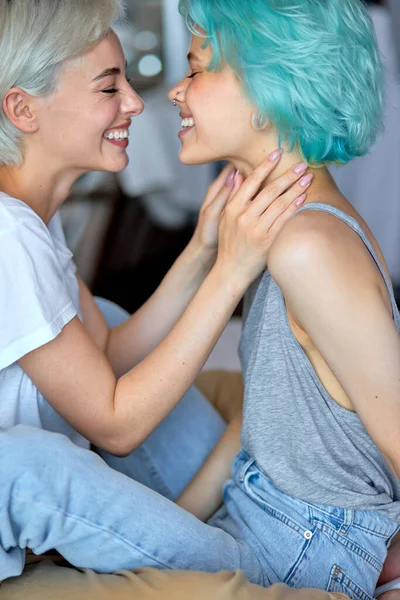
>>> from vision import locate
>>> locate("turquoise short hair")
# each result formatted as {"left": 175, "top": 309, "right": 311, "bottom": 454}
{"left": 178, "top": 0, "right": 384, "bottom": 166}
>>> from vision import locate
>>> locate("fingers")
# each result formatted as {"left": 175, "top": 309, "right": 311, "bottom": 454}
{"left": 226, "top": 170, "right": 244, "bottom": 205}
{"left": 263, "top": 193, "right": 307, "bottom": 241}
{"left": 203, "top": 164, "right": 235, "bottom": 209}
{"left": 200, "top": 166, "right": 240, "bottom": 229}
{"left": 206, "top": 181, "right": 233, "bottom": 220}
{"left": 227, "top": 149, "right": 284, "bottom": 207}
{"left": 247, "top": 163, "right": 312, "bottom": 219}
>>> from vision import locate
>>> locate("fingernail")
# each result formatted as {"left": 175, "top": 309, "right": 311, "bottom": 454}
{"left": 268, "top": 149, "right": 282, "bottom": 162}
{"left": 293, "top": 162, "right": 308, "bottom": 174}
{"left": 234, "top": 169, "right": 240, "bottom": 184}
{"left": 300, "top": 173, "right": 313, "bottom": 187}
{"left": 295, "top": 193, "right": 307, "bottom": 206}
{"left": 226, "top": 170, "right": 235, "bottom": 189}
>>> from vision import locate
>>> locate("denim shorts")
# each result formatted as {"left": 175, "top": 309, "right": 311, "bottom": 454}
{"left": 209, "top": 449, "right": 400, "bottom": 598}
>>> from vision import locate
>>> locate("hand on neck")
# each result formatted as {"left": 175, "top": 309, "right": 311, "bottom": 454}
{"left": 229, "top": 139, "right": 338, "bottom": 204}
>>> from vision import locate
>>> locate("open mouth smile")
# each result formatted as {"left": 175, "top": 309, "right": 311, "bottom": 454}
{"left": 178, "top": 116, "right": 195, "bottom": 138}
{"left": 103, "top": 122, "right": 131, "bottom": 148}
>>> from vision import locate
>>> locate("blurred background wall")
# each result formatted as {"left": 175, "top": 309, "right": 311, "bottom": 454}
{"left": 61, "top": 0, "right": 400, "bottom": 322}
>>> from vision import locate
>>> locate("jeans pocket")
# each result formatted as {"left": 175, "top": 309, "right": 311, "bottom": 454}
{"left": 242, "top": 470, "right": 311, "bottom": 539}
{"left": 326, "top": 565, "right": 373, "bottom": 600}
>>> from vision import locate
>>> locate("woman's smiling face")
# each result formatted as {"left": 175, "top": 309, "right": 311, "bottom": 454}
{"left": 168, "top": 33, "right": 258, "bottom": 166}
{"left": 31, "top": 30, "right": 145, "bottom": 174}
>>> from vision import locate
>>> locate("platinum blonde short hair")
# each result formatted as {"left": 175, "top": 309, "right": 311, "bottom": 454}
{"left": 0, "top": 0, "right": 124, "bottom": 166}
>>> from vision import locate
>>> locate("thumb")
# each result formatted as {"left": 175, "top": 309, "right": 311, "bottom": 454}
{"left": 227, "top": 170, "right": 243, "bottom": 204}
{"left": 208, "top": 185, "right": 232, "bottom": 217}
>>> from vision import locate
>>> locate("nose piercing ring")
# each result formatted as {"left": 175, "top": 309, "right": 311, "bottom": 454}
{"left": 173, "top": 93, "right": 178, "bottom": 107}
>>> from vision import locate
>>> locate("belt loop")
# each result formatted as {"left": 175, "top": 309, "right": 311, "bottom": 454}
{"left": 339, "top": 509, "right": 353, "bottom": 535}
{"left": 238, "top": 457, "right": 256, "bottom": 482}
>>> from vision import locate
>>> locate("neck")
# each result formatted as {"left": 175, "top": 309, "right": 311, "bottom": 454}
{"left": 0, "top": 155, "right": 86, "bottom": 225}
{"left": 230, "top": 144, "right": 340, "bottom": 205}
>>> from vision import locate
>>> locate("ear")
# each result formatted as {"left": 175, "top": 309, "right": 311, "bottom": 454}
{"left": 251, "top": 112, "right": 271, "bottom": 132}
{"left": 2, "top": 88, "right": 39, "bottom": 134}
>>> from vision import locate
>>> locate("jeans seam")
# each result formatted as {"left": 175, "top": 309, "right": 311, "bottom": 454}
{"left": 135, "top": 445, "right": 174, "bottom": 500}
{"left": 350, "top": 522, "right": 394, "bottom": 538}
{"left": 327, "top": 565, "right": 373, "bottom": 600}
{"left": 313, "top": 521, "right": 382, "bottom": 572}
{"left": 284, "top": 535, "right": 314, "bottom": 585}
{"left": 243, "top": 481, "right": 309, "bottom": 537}
{"left": 309, "top": 505, "right": 394, "bottom": 538}
{"left": 14, "top": 496, "right": 175, "bottom": 571}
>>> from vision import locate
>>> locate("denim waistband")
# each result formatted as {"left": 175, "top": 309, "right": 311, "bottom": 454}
{"left": 232, "top": 448, "right": 399, "bottom": 540}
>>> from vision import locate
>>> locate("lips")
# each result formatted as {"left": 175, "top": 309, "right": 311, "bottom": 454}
{"left": 104, "top": 121, "right": 131, "bottom": 134}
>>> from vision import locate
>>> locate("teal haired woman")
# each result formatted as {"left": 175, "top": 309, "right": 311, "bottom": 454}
{"left": 167, "top": 0, "right": 400, "bottom": 596}
{"left": 0, "top": 0, "right": 399, "bottom": 598}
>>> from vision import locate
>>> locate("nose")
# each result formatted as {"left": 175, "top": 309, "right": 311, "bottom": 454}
{"left": 122, "top": 85, "right": 145, "bottom": 118}
{"left": 168, "top": 78, "right": 186, "bottom": 106}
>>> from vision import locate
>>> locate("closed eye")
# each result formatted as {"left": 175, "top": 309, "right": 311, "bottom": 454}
{"left": 102, "top": 77, "right": 133, "bottom": 94}
{"left": 187, "top": 72, "right": 200, "bottom": 79}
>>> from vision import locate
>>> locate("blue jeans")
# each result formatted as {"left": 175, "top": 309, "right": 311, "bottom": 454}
{"left": 213, "top": 450, "right": 399, "bottom": 597}
{"left": 0, "top": 301, "right": 397, "bottom": 597}
{"left": 0, "top": 434, "right": 397, "bottom": 598}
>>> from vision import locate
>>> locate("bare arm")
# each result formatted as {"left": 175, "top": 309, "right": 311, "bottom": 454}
{"left": 78, "top": 165, "right": 236, "bottom": 377}
{"left": 79, "top": 161, "right": 312, "bottom": 378}
{"left": 268, "top": 211, "right": 400, "bottom": 478}
{"left": 77, "top": 240, "right": 216, "bottom": 377}
{"left": 19, "top": 264, "right": 245, "bottom": 456}
{"left": 19, "top": 159, "right": 311, "bottom": 457}
{"left": 176, "top": 412, "right": 242, "bottom": 521}
{"left": 105, "top": 243, "right": 216, "bottom": 376}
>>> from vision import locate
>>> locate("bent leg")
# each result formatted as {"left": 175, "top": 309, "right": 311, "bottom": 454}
{"left": 0, "top": 425, "right": 261, "bottom": 583}
{"left": 195, "top": 370, "right": 244, "bottom": 424}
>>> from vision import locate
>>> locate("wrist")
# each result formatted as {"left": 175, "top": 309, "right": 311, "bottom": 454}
{"left": 185, "top": 237, "right": 216, "bottom": 270}
{"left": 209, "top": 261, "right": 248, "bottom": 303}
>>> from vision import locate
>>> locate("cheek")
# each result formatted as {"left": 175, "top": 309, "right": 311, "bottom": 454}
{"left": 188, "top": 77, "right": 249, "bottom": 135}
{"left": 45, "top": 94, "right": 118, "bottom": 142}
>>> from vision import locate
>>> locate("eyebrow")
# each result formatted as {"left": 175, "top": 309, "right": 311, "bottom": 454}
{"left": 92, "top": 60, "right": 128, "bottom": 82}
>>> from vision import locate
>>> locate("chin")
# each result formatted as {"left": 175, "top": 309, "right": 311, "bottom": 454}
{"left": 104, "top": 154, "right": 130, "bottom": 173}
{"left": 179, "top": 147, "right": 218, "bottom": 166}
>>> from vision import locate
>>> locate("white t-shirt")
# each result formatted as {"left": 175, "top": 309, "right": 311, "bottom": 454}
{"left": 0, "top": 193, "right": 90, "bottom": 449}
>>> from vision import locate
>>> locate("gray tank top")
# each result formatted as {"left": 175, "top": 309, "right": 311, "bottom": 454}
{"left": 239, "top": 203, "right": 400, "bottom": 522}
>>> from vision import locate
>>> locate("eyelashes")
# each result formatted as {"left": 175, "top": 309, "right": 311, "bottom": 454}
{"left": 187, "top": 72, "right": 199, "bottom": 79}
{"left": 102, "top": 78, "right": 133, "bottom": 94}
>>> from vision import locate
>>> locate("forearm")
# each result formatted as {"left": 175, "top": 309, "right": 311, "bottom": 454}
{"left": 176, "top": 412, "right": 243, "bottom": 521}
{"left": 107, "top": 265, "right": 245, "bottom": 455}
{"left": 106, "top": 240, "right": 215, "bottom": 377}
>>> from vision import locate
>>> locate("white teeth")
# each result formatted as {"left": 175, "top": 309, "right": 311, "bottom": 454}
{"left": 181, "top": 117, "right": 195, "bottom": 130}
{"left": 104, "top": 129, "right": 130, "bottom": 140}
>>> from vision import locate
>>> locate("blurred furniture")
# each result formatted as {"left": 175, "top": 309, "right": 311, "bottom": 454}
{"left": 91, "top": 190, "right": 195, "bottom": 314}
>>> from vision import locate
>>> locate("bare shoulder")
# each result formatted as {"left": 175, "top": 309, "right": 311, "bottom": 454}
{"left": 268, "top": 206, "right": 386, "bottom": 295}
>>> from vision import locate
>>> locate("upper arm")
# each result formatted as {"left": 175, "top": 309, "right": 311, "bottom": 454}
{"left": 268, "top": 213, "right": 400, "bottom": 473}
{"left": 77, "top": 277, "right": 110, "bottom": 352}
{"left": 18, "top": 316, "right": 120, "bottom": 452}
